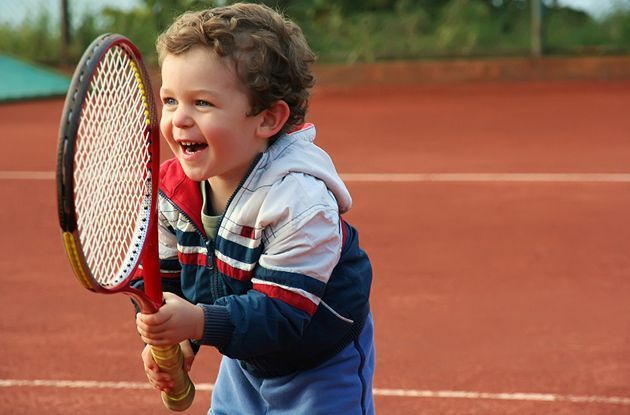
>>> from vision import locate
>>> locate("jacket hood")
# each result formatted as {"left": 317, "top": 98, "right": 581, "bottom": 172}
{"left": 260, "top": 124, "right": 352, "bottom": 214}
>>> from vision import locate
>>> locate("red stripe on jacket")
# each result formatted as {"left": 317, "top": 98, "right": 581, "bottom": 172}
{"left": 339, "top": 215, "right": 348, "bottom": 248}
{"left": 253, "top": 283, "right": 318, "bottom": 316}
{"left": 177, "top": 252, "right": 207, "bottom": 267}
{"left": 216, "top": 257, "right": 253, "bottom": 281}
{"left": 240, "top": 225, "right": 256, "bottom": 239}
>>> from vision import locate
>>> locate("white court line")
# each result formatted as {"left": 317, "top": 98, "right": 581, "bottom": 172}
{"left": 3, "top": 171, "right": 630, "bottom": 183}
{"left": 373, "top": 388, "right": 630, "bottom": 405}
{"left": 0, "top": 171, "right": 54, "bottom": 180}
{"left": 0, "top": 379, "right": 629, "bottom": 405}
{"left": 340, "top": 173, "right": 630, "bottom": 183}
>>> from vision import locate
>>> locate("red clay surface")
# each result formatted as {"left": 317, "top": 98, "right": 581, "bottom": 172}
{"left": 1, "top": 76, "right": 630, "bottom": 414}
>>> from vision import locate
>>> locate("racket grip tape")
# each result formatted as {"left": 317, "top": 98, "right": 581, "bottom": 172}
{"left": 150, "top": 344, "right": 195, "bottom": 412}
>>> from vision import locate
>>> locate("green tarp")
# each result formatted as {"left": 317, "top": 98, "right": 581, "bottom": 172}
{"left": 0, "top": 55, "right": 70, "bottom": 102}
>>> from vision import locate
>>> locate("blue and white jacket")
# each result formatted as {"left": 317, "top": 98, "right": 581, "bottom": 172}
{"left": 149, "top": 124, "right": 372, "bottom": 377}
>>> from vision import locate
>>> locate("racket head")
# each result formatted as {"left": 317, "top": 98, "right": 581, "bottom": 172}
{"left": 57, "top": 33, "right": 159, "bottom": 295}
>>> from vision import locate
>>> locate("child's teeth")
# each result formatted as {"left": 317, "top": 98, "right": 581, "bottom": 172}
{"left": 182, "top": 141, "right": 201, "bottom": 154}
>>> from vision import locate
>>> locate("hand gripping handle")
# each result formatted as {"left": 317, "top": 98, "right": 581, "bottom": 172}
{"left": 151, "top": 344, "right": 195, "bottom": 411}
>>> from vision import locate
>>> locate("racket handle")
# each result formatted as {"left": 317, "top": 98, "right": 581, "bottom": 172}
{"left": 150, "top": 344, "right": 195, "bottom": 412}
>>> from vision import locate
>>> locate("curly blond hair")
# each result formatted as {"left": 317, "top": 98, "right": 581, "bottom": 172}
{"left": 157, "top": 3, "right": 315, "bottom": 134}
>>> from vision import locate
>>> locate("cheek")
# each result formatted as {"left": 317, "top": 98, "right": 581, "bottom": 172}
{"left": 159, "top": 115, "right": 170, "bottom": 138}
{"left": 198, "top": 121, "right": 230, "bottom": 148}
{"left": 159, "top": 117, "right": 179, "bottom": 153}
{"left": 160, "top": 118, "right": 177, "bottom": 147}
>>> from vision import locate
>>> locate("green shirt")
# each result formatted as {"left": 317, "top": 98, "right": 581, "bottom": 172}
{"left": 200, "top": 181, "right": 222, "bottom": 241}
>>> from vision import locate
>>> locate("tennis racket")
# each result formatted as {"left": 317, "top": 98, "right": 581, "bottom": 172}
{"left": 56, "top": 33, "right": 194, "bottom": 412}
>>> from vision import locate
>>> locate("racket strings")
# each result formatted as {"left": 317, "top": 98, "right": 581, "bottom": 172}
{"left": 74, "top": 45, "right": 153, "bottom": 287}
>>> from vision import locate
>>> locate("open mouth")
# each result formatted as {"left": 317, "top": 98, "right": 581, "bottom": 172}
{"left": 180, "top": 141, "right": 208, "bottom": 155}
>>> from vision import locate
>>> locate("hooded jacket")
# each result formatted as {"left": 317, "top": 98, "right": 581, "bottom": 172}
{"left": 149, "top": 124, "right": 372, "bottom": 377}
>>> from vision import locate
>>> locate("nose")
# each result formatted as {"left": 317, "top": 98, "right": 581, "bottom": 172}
{"left": 171, "top": 105, "right": 194, "bottom": 129}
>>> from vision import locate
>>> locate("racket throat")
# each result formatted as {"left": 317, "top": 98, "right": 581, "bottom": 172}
{"left": 127, "top": 290, "right": 160, "bottom": 314}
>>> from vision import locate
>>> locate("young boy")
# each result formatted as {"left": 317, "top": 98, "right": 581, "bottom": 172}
{"left": 134, "top": 3, "right": 374, "bottom": 414}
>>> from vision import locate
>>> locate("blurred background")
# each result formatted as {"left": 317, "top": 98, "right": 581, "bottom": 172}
{"left": 1, "top": 0, "right": 630, "bottom": 69}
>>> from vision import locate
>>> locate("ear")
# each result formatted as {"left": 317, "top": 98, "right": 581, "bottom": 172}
{"left": 256, "top": 100, "right": 290, "bottom": 139}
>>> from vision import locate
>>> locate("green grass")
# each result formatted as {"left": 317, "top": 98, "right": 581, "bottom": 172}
{"left": 2, "top": 0, "right": 630, "bottom": 67}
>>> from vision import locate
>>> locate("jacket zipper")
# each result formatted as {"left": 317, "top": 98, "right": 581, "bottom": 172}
{"left": 210, "top": 153, "right": 264, "bottom": 298}
{"left": 223, "top": 153, "right": 264, "bottom": 214}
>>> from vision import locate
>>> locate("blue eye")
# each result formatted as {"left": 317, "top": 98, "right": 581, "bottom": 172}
{"left": 195, "top": 100, "right": 213, "bottom": 107}
{"left": 163, "top": 97, "right": 177, "bottom": 106}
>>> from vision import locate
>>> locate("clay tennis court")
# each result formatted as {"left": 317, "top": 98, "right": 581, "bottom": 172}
{"left": 1, "top": 65, "right": 630, "bottom": 414}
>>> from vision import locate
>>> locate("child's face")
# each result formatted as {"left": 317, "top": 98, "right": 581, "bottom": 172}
{"left": 159, "top": 47, "right": 269, "bottom": 184}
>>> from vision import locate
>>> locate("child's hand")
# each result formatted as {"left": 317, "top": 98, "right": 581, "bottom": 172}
{"left": 136, "top": 292, "right": 205, "bottom": 346}
{"left": 141, "top": 343, "right": 172, "bottom": 392}
{"left": 141, "top": 341, "right": 195, "bottom": 392}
